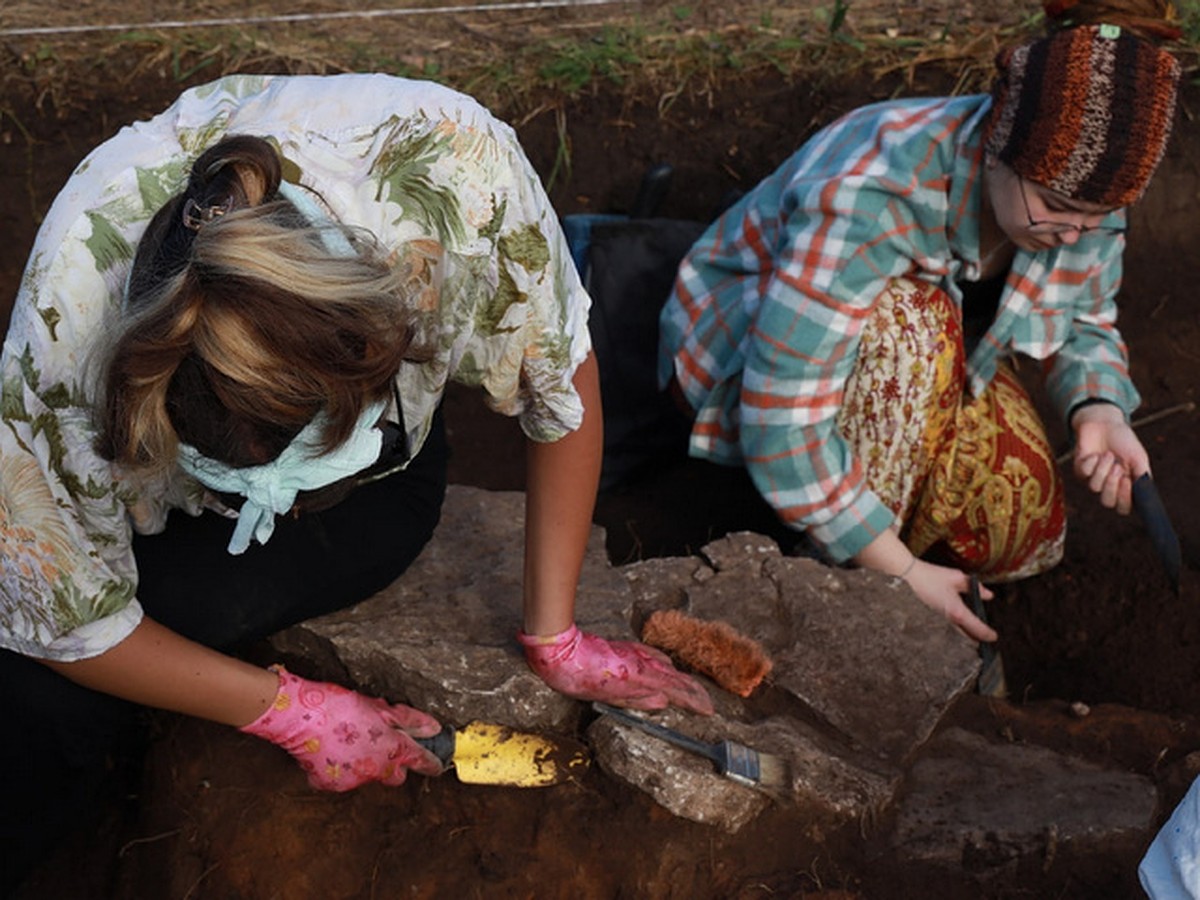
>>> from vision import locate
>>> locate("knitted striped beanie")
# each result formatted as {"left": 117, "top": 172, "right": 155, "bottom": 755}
{"left": 985, "top": 23, "right": 1181, "bottom": 207}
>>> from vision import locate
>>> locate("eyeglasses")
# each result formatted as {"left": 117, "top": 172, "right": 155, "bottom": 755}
{"left": 1018, "top": 176, "right": 1125, "bottom": 237}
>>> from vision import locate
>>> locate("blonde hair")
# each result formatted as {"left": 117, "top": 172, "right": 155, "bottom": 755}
{"left": 97, "top": 135, "right": 427, "bottom": 470}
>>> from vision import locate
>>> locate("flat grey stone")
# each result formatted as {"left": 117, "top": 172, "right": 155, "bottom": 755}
{"left": 590, "top": 706, "right": 896, "bottom": 832}
{"left": 645, "top": 534, "right": 979, "bottom": 766}
{"left": 268, "top": 486, "right": 995, "bottom": 832}
{"left": 891, "top": 726, "right": 1158, "bottom": 873}
{"left": 270, "top": 485, "right": 628, "bottom": 730}
{"left": 589, "top": 712, "right": 770, "bottom": 833}
{"left": 699, "top": 531, "right": 784, "bottom": 575}
{"left": 761, "top": 556, "right": 978, "bottom": 764}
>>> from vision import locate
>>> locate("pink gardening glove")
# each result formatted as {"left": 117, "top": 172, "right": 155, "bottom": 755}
{"left": 518, "top": 624, "right": 714, "bottom": 715}
{"left": 241, "top": 666, "right": 445, "bottom": 792}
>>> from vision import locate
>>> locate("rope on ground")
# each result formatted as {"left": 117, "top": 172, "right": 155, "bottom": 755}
{"left": 0, "top": 0, "right": 628, "bottom": 39}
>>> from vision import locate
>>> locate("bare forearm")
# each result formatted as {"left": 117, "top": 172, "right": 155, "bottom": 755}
{"left": 522, "top": 353, "right": 603, "bottom": 635}
{"left": 44, "top": 617, "right": 278, "bottom": 727}
{"left": 852, "top": 528, "right": 915, "bottom": 578}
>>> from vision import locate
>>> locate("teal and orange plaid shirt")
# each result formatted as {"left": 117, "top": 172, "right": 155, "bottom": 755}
{"left": 659, "top": 94, "right": 1137, "bottom": 562}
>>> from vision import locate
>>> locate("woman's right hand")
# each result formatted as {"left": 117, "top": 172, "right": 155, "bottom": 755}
{"left": 903, "top": 560, "right": 997, "bottom": 643}
{"left": 241, "top": 665, "right": 445, "bottom": 791}
{"left": 518, "top": 624, "right": 715, "bottom": 715}
{"left": 45, "top": 619, "right": 445, "bottom": 791}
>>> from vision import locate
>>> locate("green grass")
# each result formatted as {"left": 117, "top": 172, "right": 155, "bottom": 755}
{"left": 536, "top": 28, "right": 643, "bottom": 93}
{"left": 7, "top": 1, "right": 1200, "bottom": 126}
{"left": 1178, "top": 0, "right": 1200, "bottom": 54}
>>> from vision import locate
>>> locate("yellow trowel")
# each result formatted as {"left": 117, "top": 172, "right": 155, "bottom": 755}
{"left": 417, "top": 721, "right": 589, "bottom": 787}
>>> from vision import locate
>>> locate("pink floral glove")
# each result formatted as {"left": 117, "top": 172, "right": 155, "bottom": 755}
{"left": 241, "top": 666, "right": 445, "bottom": 792}
{"left": 518, "top": 624, "right": 714, "bottom": 715}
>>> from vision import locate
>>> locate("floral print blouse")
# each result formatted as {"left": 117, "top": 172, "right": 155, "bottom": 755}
{"left": 0, "top": 74, "right": 592, "bottom": 661}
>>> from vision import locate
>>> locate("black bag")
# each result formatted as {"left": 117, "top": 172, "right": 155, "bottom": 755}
{"left": 565, "top": 213, "right": 708, "bottom": 490}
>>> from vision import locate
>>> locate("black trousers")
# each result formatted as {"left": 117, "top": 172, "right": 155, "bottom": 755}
{"left": 0, "top": 409, "right": 449, "bottom": 895}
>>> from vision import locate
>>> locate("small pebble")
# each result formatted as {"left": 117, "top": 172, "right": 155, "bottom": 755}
{"left": 1069, "top": 701, "right": 1091, "bottom": 718}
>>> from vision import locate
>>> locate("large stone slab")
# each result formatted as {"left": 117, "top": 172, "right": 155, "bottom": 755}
{"left": 635, "top": 532, "right": 981, "bottom": 765}
{"left": 270, "top": 485, "right": 631, "bottom": 731}
{"left": 890, "top": 726, "right": 1158, "bottom": 876}
{"left": 588, "top": 712, "right": 771, "bottom": 833}
{"left": 268, "top": 489, "right": 1000, "bottom": 832}
{"left": 760, "top": 554, "right": 979, "bottom": 765}
{"left": 589, "top": 706, "right": 895, "bottom": 832}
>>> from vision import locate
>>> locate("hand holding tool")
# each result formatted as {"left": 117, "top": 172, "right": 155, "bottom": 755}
{"left": 966, "top": 575, "right": 1008, "bottom": 698}
{"left": 240, "top": 665, "right": 444, "bottom": 792}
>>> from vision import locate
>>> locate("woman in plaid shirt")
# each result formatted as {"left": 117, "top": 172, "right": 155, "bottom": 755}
{"left": 660, "top": 0, "right": 1181, "bottom": 641}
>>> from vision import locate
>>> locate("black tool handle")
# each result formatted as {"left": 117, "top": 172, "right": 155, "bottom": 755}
{"left": 1132, "top": 472, "right": 1183, "bottom": 594}
{"left": 629, "top": 163, "right": 673, "bottom": 218}
{"left": 415, "top": 724, "right": 456, "bottom": 766}
{"left": 593, "top": 702, "right": 717, "bottom": 763}
{"left": 966, "top": 575, "right": 999, "bottom": 671}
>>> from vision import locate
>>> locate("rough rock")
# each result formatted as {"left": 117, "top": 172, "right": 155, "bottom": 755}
{"left": 759, "top": 554, "right": 980, "bottom": 765}
{"left": 268, "top": 486, "right": 1154, "bottom": 839}
{"left": 587, "top": 712, "right": 771, "bottom": 833}
{"left": 588, "top": 706, "right": 894, "bottom": 832}
{"left": 654, "top": 532, "right": 981, "bottom": 765}
{"left": 889, "top": 726, "right": 1158, "bottom": 877}
{"left": 270, "top": 485, "right": 629, "bottom": 731}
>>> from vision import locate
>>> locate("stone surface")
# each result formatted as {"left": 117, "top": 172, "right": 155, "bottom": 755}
{"left": 759, "top": 554, "right": 980, "bottom": 765}
{"left": 588, "top": 713, "right": 771, "bottom": 833}
{"left": 270, "top": 485, "right": 631, "bottom": 731}
{"left": 630, "top": 531, "right": 981, "bottom": 765}
{"left": 890, "top": 726, "right": 1159, "bottom": 874}
{"left": 268, "top": 486, "right": 1154, "bottom": 840}
{"left": 589, "top": 706, "right": 896, "bottom": 831}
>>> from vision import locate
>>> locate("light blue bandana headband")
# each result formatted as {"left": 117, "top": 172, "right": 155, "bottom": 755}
{"left": 175, "top": 180, "right": 376, "bottom": 555}
{"left": 276, "top": 181, "right": 357, "bottom": 256}
{"left": 178, "top": 399, "right": 388, "bottom": 554}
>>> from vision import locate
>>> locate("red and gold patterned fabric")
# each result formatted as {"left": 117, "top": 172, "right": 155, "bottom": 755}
{"left": 838, "top": 278, "right": 1065, "bottom": 580}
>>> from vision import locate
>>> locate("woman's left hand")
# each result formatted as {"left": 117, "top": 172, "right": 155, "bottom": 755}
{"left": 1071, "top": 402, "right": 1149, "bottom": 515}
{"left": 518, "top": 624, "right": 715, "bottom": 715}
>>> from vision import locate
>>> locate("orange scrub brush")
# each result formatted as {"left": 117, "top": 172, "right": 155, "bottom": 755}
{"left": 641, "top": 609, "right": 773, "bottom": 697}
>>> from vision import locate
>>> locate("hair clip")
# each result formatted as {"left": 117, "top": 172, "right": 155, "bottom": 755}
{"left": 182, "top": 197, "right": 233, "bottom": 231}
